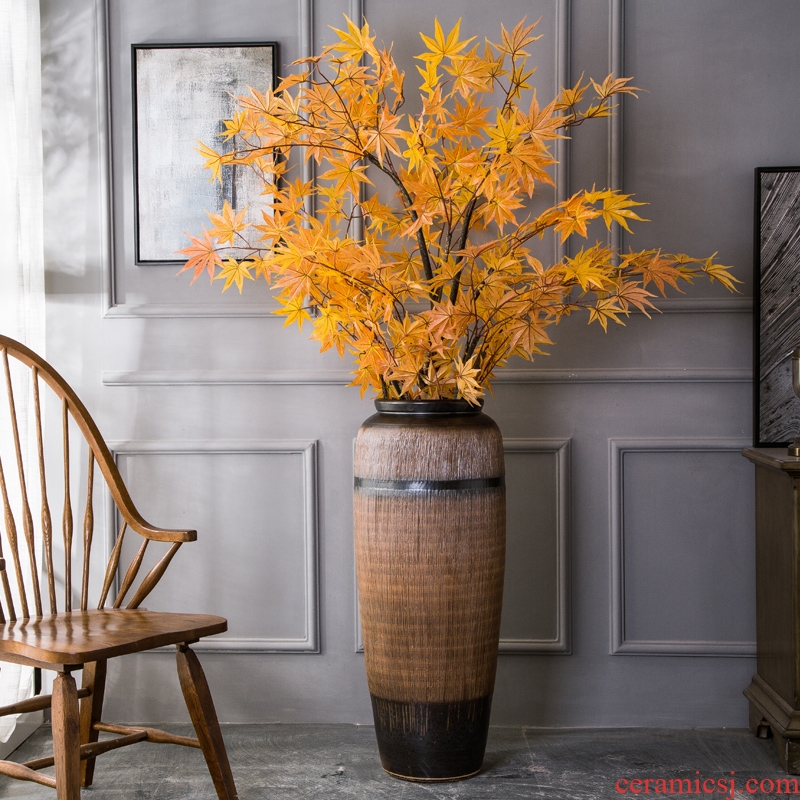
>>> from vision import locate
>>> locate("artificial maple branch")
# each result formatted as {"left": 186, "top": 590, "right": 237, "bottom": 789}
{"left": 180, "top": 15, "right": 739, "bottom": 404}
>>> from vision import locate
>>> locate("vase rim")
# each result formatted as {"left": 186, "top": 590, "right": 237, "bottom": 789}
{"left": 374, "top": 399, "right": 483, "bottom": 415}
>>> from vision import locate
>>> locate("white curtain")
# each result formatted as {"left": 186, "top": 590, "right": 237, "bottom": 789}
{"left": 0, "top": 0, "right": 45, "bottom": 743}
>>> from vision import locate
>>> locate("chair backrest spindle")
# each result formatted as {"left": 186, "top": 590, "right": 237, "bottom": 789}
{"left": 80, "top": 450, "right": 95, "bottom": 612}
{"left": 127, "top": 542, "right": 182, "bottom": 609}
{"left": 0, "top": 456, "right": 19, "bottom": 621}
{"left": 33, "top": 367, "right": 57, "bottom": 614}
{"left": 113, "top": 538, "right": 149, "bottom": 609}
{"left": 2, "top": 348, "right": 42, "bottom": 616}
{"left": 62, "top": 397, "right": 73, "bottom": 613}
{"left": 0, "top": 558, "right": 5, "bottom": 623}
{"left": 98, "top": 520, "right": 127, "bottom": 609}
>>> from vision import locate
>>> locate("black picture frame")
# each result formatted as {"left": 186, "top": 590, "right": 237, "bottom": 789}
{"left": 754, "top": 166, "right": 800, "bottom": 446}
{"left": 132, "top": 41, "right": 279, "bottom": 265}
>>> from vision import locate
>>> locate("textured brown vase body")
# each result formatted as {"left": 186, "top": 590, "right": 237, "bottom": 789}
{"left": 354, "top": 399, "right": 506, "bottom": 781}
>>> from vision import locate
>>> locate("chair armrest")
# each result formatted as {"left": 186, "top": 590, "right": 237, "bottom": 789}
{"left": 125, "top": 520, "right": 197, "bottom": 544}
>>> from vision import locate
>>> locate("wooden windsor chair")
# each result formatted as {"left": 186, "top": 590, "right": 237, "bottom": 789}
{"left": 0, "top": 335, "right": 238, "bottom": 799}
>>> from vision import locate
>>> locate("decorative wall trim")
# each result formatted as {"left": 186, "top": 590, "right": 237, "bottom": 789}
{"left": 355, "top": 438, "right": 572, "bottom": 655}
{"left": 103, "top": 370, "right": 352, "bottom": 386}
{"left": 104, "top": 303, "right": 279, "bottom": 319}
{"left": 102, "top": 295, "right": 752, "bottom": 320}
{"left": 609, "top": 437, "right": 755, "bottom": 657}
{"left": 349, "top": 0, "right": 365, "bottom": 242}
{"left": 350, "top": 0, "right": 363, "bottom": 24}
{"left": 648, "top": 297, "right": 752, "bottom": 314}
{"left": 107, "top": 439, "right": 319, "bottom": 653}
{"left": 96, "top": 0, "right": 115, "bottom": 319}
{"left": 102, "top": 366, "right": 751, "bottom": 387}
{"left": 299, "top": 0, "right": 315, "bottom": 220}
{"left": 495, "top": 367, "right": 751, "bottom": 384}
{"left": 555, "top": 0, "right": 571, "bottom": 224}
{"left": 501, "top": 438, "right": 572, "bottom": 654}
{"left": 554, "top": 0, "right": 571, "bottom": 267}
{"left": 608, "top": 0, "right": 624, "bottom": 259}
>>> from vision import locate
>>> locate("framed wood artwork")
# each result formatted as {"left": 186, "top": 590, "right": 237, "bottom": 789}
{"left": 754, "top": 166, "right": 800, "bottom": 446}
{"left": 132, "top": 42, "right": 278, "bottom": 264}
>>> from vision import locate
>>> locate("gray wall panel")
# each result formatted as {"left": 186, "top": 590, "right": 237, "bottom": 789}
{"left": 611, "top": 439, "right": 755, "bottom": 656}
{"left": 501, "top": 440, "right": 571, "bottom": 653}
{"left": 114, "top": 441, "right": 319, "bottom": 652}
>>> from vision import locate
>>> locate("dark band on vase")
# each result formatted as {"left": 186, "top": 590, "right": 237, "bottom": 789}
{"left": 354, "top": 476, "right": 505, "bottom": 492}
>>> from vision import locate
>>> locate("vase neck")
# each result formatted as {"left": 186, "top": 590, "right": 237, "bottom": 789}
{"left": 374, "top": 399, "right": 482, "bottom": 415}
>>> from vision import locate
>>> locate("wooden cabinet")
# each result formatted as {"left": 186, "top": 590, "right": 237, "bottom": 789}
{"left": 743, "top": 447, "right": 800, "bottom": 773}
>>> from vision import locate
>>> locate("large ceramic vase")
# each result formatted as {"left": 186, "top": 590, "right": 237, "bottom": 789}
{"left": 354, "top": 399, "right": 506, "bottom": 781}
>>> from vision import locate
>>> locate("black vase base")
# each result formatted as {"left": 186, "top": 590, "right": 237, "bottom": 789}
{"left": 371, "top": 693, "right": 492, "bottom": 781}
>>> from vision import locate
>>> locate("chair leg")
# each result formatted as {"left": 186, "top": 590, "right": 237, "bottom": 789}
{"left": 176, "top": 644, "right": 238, "bottom": 800}
{"left": 79, "top": 659, "right": 107, "bottom": 787}
{"left": 52, "top": 669, "right": 81, "bottom": 800}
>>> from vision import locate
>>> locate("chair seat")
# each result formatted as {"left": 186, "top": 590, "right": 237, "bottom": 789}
{"left": 0, "top": 609, "right": 227, "bottom": 666}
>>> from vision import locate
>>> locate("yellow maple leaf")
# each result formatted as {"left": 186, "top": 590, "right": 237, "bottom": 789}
{"left": 587, "top": 297, "right": 626, "bottom": 331}
{"left": 485, "top": 110, "right": 522, "bottom": 153}
{"left": 360, "top": 108, "right": 405, "bottom": 162}
{"left": 552, "top": 194, "right": 601, "bottom": 241}
{"left": 452, "top": 356, "right": 483, "bottom": 404}
{"left": 330, "top": 16, "right": 379, "bottom": 63}
{"left": 206, "top": 201, "right": 247, "bottom": 247}
{"left": 416, "top": 59, "right": 441, "bottom": 96}
{"left": 600, "top": 193, "right": 648, "bottom": 233}
{"left": 319, "top": 159, "right": 373, "bottom": 199}
{"left": 212, "top": 258, "right": 255, "bottom": 294}
{"left": 274, "top": 296, "right": 313, "bottom": 330}
{"left": 443, "top": 47, "right": 493, "bottom": 97}
{"left": 560, "top": 247, "right": 615, "bottom": 292}
{"left": 417, "top": 18, "right": 475, "bottom": 67}
{"left": 195, "top": 141, "right": 226, "bottom": 183}
{"left": 701, "top": 255, "right": 742, "bottom": 292}
{"left": 491, "top": 18, "right": 541, "bottom": 59}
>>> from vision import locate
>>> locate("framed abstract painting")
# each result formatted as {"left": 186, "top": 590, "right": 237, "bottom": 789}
{"left": 132, "top": 42, "right": 278, "bottom": 264}
{"left": 754, "top": 166, "right": 800, "bottom": 446}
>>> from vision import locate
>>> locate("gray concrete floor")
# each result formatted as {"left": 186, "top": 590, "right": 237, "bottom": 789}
{"left": 0, "top": 724, "right": 793, "bottom": 799}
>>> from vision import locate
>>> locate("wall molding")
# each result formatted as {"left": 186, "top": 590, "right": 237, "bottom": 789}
{"left": 299, "top": 0, "right": 315, "bottom": 220}
{"left": 645, "top": 297, "right": 752, "bottom": 313}
{"left": 349, "top": 0, "right": 363, "bottom": 26}
{"left": 102, "top": 366, "right": 751, "bottom": 387}
{"left": 97, "top": 0, "right": 115, "bottom": 318}
{"left": 103, "top": 370, "right": 352, "bottom": 386}
{"left": 104, "top": 303, "right": 280, "bottom": 319}
{"left": 608, "top": 0, "right": 624, "bottom": 259}
{"left": 496, "top": 367, "right": 751, "bottom": 385}
{"left": 108, "top": 439, "right": 319, "bottom": 653}
{"left": 501, "top": 438, "right": 572, "bottom": 654}
{"left": 355, "top": 438, "right": 572, "bottom": 655}
{"left": 555, "top": 0, "right": 571, "bottom": 267}
{"left": 609, "top": 437, "right": 755, "bottom": 657}
{"left": 103, "top": 295, "right": 752, "bottom": 320}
